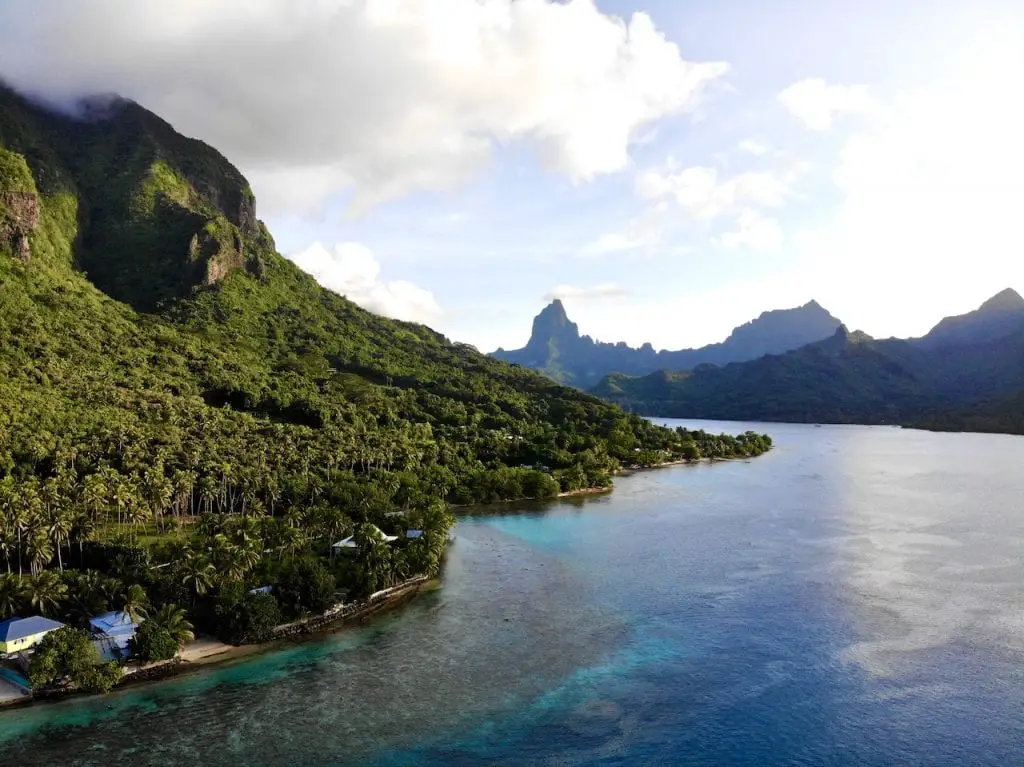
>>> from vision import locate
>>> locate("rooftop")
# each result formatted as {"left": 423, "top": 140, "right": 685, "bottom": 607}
{"left": 89, "top": 611, "right": 139, "bottom": 637}
{"left": 332, "top": 524, "right": 398, "bottom": 549}
{"left": 0, "top": 616, "right": 65, "bottom": 643}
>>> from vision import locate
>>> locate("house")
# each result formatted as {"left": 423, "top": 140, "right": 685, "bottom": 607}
{"left": 331, "top": 525, "right": 398, "bottom": 556}
{"left": 0, "top": 616, "right": 65, "bottom": 654}
{"left": 88, "top": 611, "right": 140, "bottom": 657}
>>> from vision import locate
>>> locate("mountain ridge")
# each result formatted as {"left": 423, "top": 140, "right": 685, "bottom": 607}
{"left": 493, "top": 298, "right": 843, "bottom": 387}
{"left": 593, "top": 289, "right": 1024, "bottom": 434}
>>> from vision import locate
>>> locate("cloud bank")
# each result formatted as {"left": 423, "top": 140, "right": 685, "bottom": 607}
{"left": 0, "top": 0, "right": 728, "bottom": 215}
{"left": 286, "top": 241, "right": 442, "bottom": 323}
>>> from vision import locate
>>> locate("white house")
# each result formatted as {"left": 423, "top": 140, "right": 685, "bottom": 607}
{"left": 331, "top": 524, "right": 398, "bottom": 556}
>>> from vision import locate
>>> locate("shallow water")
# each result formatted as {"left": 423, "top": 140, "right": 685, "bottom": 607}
{"left": 3, "top": 420, "right": 1024, "bottom": 765}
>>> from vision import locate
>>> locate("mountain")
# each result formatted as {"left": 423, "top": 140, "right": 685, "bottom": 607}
{"left": 493, "top": 299, "right": 842, "bottom": 387}
{"left": 593, "top": 293, "right": 1024, "bottom": 433}
{"left": 917, "top": 288, "right": 1024, "bottom": 349}
{"left": 0, "top": 80, "right": 730, "bottom": 524}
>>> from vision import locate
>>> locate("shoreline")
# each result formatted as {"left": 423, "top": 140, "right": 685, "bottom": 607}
{"left": 1, "top": 576, "right": 434, "bottom": 711}
{"left": 1, "top": 453, "right": 759, "bottom": 712}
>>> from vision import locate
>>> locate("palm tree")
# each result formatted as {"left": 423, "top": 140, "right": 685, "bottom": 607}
{"left": 66, "top": 570, "right": 111, "bottom": 626}
{"left": 0, "top": 526, "right": 15, "bottom": 574}
{"left": 45, "top": 506, "right": 72, "bottom": 572}
{"left": 180, "top": 553, "right": 216, "bottom": 598}
{"left": 150, "top": 604, "right": 195, "bottom": 649}
{"left": 26, "top": 529, "right": 53, "bottom": 575}
{"left": 119, "top": 583, "right": 150, "bottom": 622}
{"left": 0, "top": 573, "right": 25, "bottom": 619}
{"left": 26, "top": 570, "right": 67, "bottom": 617}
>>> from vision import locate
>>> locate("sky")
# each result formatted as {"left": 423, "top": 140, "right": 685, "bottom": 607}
{"left": 1, "top": 0, "right": 1022, "bottom": 352}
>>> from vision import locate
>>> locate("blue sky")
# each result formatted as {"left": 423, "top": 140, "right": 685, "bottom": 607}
{"left": 2, "top": 0, "right": 1022, "bottom": 351}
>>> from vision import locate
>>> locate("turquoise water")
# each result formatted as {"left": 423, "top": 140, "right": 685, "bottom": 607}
{"left": 2, "top": 420, "right": 1024, "bottom": 765}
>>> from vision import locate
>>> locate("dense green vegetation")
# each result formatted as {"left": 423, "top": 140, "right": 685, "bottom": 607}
{"left": 0, "top": 80, "right": 770, "bottom": 694}
{"left": 28, "top": 626, "right": 121, "bottom": 693}
{"left": 594, "top": 318, "right": 1024, "bottom": 433}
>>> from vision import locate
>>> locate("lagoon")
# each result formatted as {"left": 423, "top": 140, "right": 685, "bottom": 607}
{"left": 2, "top": 420, "right": 1024, "bottom": 765}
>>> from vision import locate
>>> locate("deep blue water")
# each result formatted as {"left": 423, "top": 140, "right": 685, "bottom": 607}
{"left": 2, "top": 420, "right": 1024, "bottom": 765}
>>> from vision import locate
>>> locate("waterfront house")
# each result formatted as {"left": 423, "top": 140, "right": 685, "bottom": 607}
{"left": 331, "top": 525, "right": 398, "bottom": 556}
{"left": 88, "top": 611, "right": 140, "bottom": 657}
{"left": 0, "top": 616, "right": 65, "bottom": 654}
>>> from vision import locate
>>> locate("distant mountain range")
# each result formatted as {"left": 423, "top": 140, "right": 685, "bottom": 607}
{"left": 592, "top": 289, "right": 1024, "bottom": 434}
{"left": 492, "top": 298, "right": 842, "bottom": 388}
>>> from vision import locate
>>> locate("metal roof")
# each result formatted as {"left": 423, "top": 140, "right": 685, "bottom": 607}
{"left": 0, "top": 616, "right": 65, "bottom": 642}
{"left": 89, "top": 611, "right": 139, "bottom": 636}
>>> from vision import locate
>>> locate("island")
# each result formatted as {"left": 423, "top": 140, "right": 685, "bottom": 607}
{"left": 0, "top": 82, "right": 771, "bottom": 705}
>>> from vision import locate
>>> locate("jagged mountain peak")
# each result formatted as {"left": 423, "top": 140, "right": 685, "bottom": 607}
{"left": 537, "top": 298, "right": 570, "bottom": 322}
{"left": 921, "top": 288, "right": 1024, "bottom": 348}
{"left": 493, "top": 298, "right": 844, "bottom": 387}
{"left": 978, "top": 288, "right": 1024, "bottom": 314}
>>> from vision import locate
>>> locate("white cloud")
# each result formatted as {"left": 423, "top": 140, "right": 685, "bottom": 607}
{"left": 580, "top": 233, "right": 647, "bottom": 256}
{"left": 738, "top": 138, "right": 770, "bottom": 156}
{"left": 778, "top": 77, "right": 876, "bottom": 131}
{"left": 286, "top": 241, "right": 443, "bottom": 324}
{"left": 636, "top": 161, "right": 794, "bottom": 219}
{"left": 0, "top": 0, "right": 728, "bottom": 215}
{"left": 717, "top": 210, "right": 784, "bottom": 251}
{"left": 545, "top": 283, "right": 630, "bottom": 301}
{"left": 795, "top": 39, "right": 1024, "bottom": 337}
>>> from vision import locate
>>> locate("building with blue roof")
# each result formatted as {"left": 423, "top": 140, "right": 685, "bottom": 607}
{"left": 88, "top": 611, "right": 140, "bottom": 657}
{"left": 0, "top": 616, "right": 65, "bottom": 654}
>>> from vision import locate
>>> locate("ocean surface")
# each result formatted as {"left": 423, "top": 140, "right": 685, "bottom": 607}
{"left": 2, "top": 420, "right": 1023, "bottom": 766}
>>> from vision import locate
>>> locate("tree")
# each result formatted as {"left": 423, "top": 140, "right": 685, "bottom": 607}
{"left": 29, "top": 626, "right": 119, "bottom": 693}
{"left": 26, "top": 570, "right": 67, "bottom": 617}
{"left": 276, "top": 558, "right": 336, "bottom": 618}
{"left": 65, "top": 570, "right": 113, "bottom": 626}
{"left": 128, "top": 620, "right": 179, "bottom": 663}
{"left": 76, "top": 661, "right": 122, "bottom": 694}
{"left": 0, "top": 572, "right": 25, "bottom": 619}
{"left": 215, "top": 588, "right": 281, "bottom": 645}
{"left": 149, "top": 603, "right": 195, "bottom": 648}
{"left": 179, "top": 552, "right": 216, "bottom": 598}
{"left": 119, "top": 583, "right": 150, "bottom": 622}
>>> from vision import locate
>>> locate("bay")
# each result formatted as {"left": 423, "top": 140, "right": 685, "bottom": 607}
{"left": 2, "top": 420, "right": 1024, "bottom": 765}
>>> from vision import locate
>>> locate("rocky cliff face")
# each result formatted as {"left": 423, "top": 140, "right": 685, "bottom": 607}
{"left": 0, "top": 83, "right": 268, "bottom": 308}
{"left": 0, "top": 189, "right": 38, "bottom": 262}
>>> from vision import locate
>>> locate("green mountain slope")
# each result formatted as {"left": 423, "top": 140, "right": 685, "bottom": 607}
{"left": 0, "top": 84, "right": 771, "bottom": 665}
{"left": 593, "top": 307, "right": 1024, "bottom": 433}
{"left": 1, "top": 81, "right": 761, "bottom": 523}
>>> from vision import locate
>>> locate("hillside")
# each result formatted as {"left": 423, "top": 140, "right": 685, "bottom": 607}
{"left": 0, "top": 82, "right": 735, "bottom": 510}
{"left": 593, "top": 296, "right": 1024, "bottom": 432}
{"left": 0, "top": 82, "right": 772, "bottom": 657}
{"left": 492, "top": 299, "right": 841, "bottom": 387}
